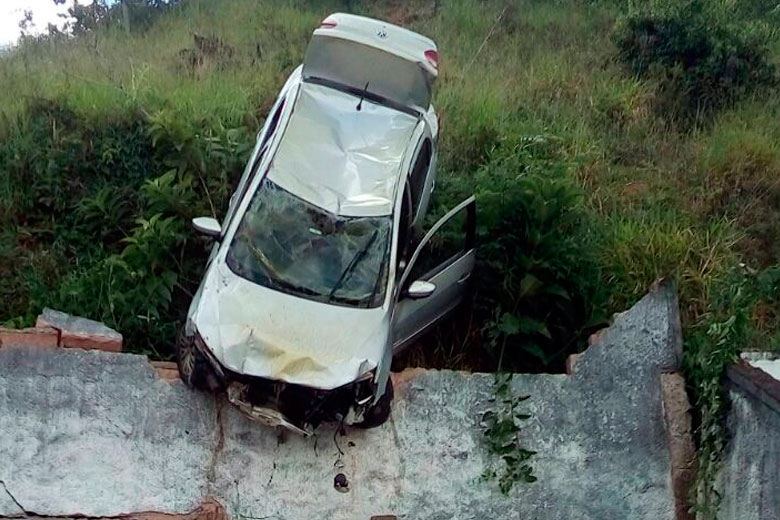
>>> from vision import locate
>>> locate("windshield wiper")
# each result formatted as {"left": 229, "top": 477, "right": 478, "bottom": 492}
{"left": 356, "top": 81, "right": 369, "bottom": 112}
{"left": 367, "top": 253, "right": 387, "bottom": 308}
{"left": 328, "top": 230, "right": 379, "bottom": 303}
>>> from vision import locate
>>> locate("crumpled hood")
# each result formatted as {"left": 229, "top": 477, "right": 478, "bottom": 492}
{"left": 192, "top": 261, "right": 389, "bottom": 390}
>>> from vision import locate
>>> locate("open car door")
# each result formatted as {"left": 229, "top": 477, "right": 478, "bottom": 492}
{"left": 392, "top": 196, "right": 476, "bottom": 352}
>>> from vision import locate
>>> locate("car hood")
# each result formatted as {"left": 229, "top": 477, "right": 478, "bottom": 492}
{"left": 191, "top": 261, "right": 390, "bottom": 390}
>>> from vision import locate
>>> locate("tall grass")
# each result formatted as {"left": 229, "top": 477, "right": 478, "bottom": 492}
{"left": 2, "top": 0, "right": 778, "bottom": 355}
{"left": 2, "top": 0, "right": 780, "bottom": 514}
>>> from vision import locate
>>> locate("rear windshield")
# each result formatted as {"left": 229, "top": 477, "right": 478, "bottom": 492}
{"left": 226, "top": 179, "right": 391, "bottom": 308}
{"left": 303, "top": 35, "right": 432, "bottom": 111}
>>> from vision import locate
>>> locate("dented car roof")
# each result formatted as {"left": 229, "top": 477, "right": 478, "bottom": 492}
{"left": 268, "top": 81, "right": 420, "bottom": 217}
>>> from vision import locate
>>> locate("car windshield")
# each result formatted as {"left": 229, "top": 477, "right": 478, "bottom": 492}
{"left": 226, "top": 179, "right": 391, "bottom": 308}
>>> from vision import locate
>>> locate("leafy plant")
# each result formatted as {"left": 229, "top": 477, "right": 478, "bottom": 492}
{"left": 76, "top": 185, "right": 136, "bottom": 242}
{"left": 481, "top": 373, "right": 537, "bottom": 494}
{"left": 140, "top": 169, "right": 197, "bottom": 218}
{"left": 147, "top": 109, "right": 252, "bottom": 217}
{"left": 48, "top": 211, "right": 185, "bottom": 355}
{"left": 474, "top": 139, "right": 602, "bottom": 371}
{"left": 682, "top": 264, "right": 780, "bottom": 516}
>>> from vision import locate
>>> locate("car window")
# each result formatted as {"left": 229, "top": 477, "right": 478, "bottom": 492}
{"left": 226, "top": 179, "right": 392, "bottom": 308}
{"left": 304, "top": 35, "right": 432, "bottom": 111}
{"left": 406, "top": 207, "right": 467, "bottom": 286}
{"left": 409, "top": 139, "right": 431, "bottom": 218}
{"left": 395, "top": 183, "right": 413, "bottom": 272}
{"left": 260, "top": 98, "right": 285, "bottom": 149}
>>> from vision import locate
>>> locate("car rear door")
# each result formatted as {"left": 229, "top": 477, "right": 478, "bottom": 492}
{"left": 392, "top": 196, "right": 476, "bottom": 352}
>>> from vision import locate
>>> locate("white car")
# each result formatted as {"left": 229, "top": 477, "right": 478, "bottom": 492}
{"left": 178, "top": 13, "right": 476, "bottom": 435}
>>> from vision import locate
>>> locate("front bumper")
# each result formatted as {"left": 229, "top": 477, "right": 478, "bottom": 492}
{"left": 191, "top": 332, "right": 373, "bottom": 435}
{"left": 227, "top": 382, "right": 312, "bottom": 436}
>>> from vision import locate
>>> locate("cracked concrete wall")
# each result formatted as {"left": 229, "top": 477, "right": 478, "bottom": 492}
{"left": 719, "top": 364, "right": 780, "bottom": 520}
{"left": 0, "top": 481, "right": 25, "bottom": 517}
{"left": 0, "top": 281, "right": 682, "bottom": 519}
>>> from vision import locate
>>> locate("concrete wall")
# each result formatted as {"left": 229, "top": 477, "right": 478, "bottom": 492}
{"left": 0, "top": 281, "right": 686, "bottom": 519}
{"left": 719, "top": 361, "right": 780, "bottom": 520}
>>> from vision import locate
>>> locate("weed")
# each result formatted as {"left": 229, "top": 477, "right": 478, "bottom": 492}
{"left": 480, "top": 373, "right": 537, "bottom": 494}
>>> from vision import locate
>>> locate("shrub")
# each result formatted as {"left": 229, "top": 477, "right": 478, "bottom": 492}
{"left": 0, "top": 97, "right": 251, "bottom": 355}
{"left": 682, "top": 264, "right": 780, "bottom": 514}
{"left": 473, "top": 138, "right": 603, "bottom": 372}
{"left": 613, "top": 0, "right": 776, "bottom": 117}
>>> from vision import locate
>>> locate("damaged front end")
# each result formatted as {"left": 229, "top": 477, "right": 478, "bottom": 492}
{"left": 180, "top": 329, "right": 382, "bottom": 436}
{"left": 225, "top": 371, "right": 375, "bottom": 436}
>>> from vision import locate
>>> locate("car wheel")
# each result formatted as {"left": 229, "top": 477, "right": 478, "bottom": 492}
{"left": 176, "top": 331, "right": 223, "bottom": 393}
{"left": 357, "top": 378, "right": 394, "bottom": 429}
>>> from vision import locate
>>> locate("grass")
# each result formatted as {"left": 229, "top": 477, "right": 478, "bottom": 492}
{"left": 1, "top": 0, "right": 780, "bottom": 514}
{"left": 0, "top": 0, "right": 777, "bottom": 360}
{"left": 0, "top": 0, "right": 776, "bottom": 366}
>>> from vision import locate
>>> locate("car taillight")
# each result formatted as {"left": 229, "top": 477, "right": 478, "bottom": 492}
{"left": 424, "top": 49, "right": 439, "bottom": 70}
{"left": 320, "top": 19, "right": 337, "bottom": 29}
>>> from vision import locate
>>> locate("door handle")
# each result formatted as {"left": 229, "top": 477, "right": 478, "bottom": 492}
{"left": 457, "top": 272, "right": 472, "bottom": 284}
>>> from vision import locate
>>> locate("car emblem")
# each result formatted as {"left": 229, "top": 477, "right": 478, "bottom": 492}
{"left": 377, "top": 27, "right": 387, "bottom": 39}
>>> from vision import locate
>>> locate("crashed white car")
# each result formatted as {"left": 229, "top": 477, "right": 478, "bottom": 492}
{"left": 178, "top": 13, "right": 476, "bottom": 435}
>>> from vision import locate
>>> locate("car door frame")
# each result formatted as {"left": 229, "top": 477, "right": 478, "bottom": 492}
{"left": 391, "top": 195, "right": 476, "bottom": 353}
{"left": 221, "top": 97, "right": 287, "bottom": 235}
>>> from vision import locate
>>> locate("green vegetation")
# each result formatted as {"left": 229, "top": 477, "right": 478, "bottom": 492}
{"left": 480, "top": 374, "right": 536, "bottom": 494}
{"left": 2, "top": 0, "right": 780, "bottom": 514}
{"left": 613, "top": 0, "right": 777, "bottom": 119}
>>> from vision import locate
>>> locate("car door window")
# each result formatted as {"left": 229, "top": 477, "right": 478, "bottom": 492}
{"left": 406, "top": 206, "right": 468, "bottom": 286}
{"left": 408, "top": 139, "right": 432, "bottom": 219}
{"left": 259, "top": 99, "right": 285, "bottom": 149}
{"left": 396, "top": 182, "right": 413, "bottom": 272}
{"left": 392, "top": 196, "right": 476, "bottom": 351}
{"left": 403, "top": 196, "right": 475, "bottom": 290}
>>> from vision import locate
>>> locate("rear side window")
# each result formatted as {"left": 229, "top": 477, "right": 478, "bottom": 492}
{"left": 259, "top": 99, "right": 285, "bottom": 150}
{"left": 409, "top": 139, "right": 431, "bottom": 217}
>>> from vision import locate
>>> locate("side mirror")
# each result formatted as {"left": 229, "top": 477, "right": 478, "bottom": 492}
{"left": 406, "top": 280, "right": 436, "bottom": 299}
{"left": 192, "top": 217, "right": 222, "bottom": 239}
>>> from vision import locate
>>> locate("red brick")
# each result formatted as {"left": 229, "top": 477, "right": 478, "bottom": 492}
{"left": 58, "top": 332, "right": 123, "bottom": 352}
{"left": 151, "top": 361, "right": 180, "bottom": 381}
{"left": 0, "top": 327, "right": 59, "bottom": 349}
{"left": 588, "top": 327, "right": 608, "bottom": 347}
{"left": 565, "top": 352, "right": 583, "bottom": 375}
{"left": 127, "top": 498, "right": 228, "bottom": 520}
{"left": 661, "top": 372, "right": 696, "bottom": 520}
{"left": 37, "top": 308, "right": 123, "bottom": 352}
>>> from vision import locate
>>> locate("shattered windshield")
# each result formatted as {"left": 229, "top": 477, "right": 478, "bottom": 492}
{"left": 226, "top": 179, "right": 391, "bottom": 308}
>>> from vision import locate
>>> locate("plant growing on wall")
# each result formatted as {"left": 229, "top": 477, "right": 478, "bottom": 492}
{"left": 480, "top": 373, "right": 536, "bottom": 494}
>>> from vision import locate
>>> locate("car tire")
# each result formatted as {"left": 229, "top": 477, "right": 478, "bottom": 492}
{"left": 357, "top": 378, "right": 394, "bottom": 429}
{"left": 176, "top": 331, "right": 223, "bottom": 393}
